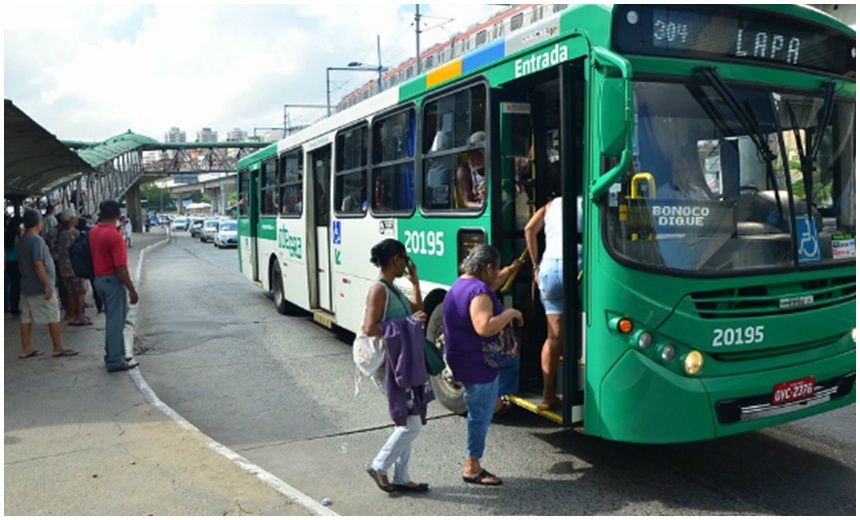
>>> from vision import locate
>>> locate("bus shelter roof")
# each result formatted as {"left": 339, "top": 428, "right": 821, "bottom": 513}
{"left": 4, "top": 99, "right": 95, "bottom": 199}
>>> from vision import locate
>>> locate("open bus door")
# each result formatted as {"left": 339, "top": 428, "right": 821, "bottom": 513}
{"left": 493, "top": 61, "right": 585, "bottom": 427}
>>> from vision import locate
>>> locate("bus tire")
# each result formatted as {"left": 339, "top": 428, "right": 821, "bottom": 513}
{"left": 272, "top": 263, "right": 289, "bottom": 315}
{"left": 426, "top": 305, "right": 467, "bottom": 415}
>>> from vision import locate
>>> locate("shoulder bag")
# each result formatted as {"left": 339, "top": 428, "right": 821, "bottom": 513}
{"left": 481, "top": 322, "right": 519, "bottom": 369}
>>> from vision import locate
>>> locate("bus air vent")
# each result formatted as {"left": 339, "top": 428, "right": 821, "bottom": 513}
{"left": 691, "top": 276, "right": 855, "bottom": 319}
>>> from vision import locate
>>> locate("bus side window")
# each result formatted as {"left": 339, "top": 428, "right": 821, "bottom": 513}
{"left": 261, "top": 158, "right": 278, "bottom": 216}
{"left": 371, "top": 108, "right": 415, "bottom": 215}
{"left": 335, "top": 124, "right": 369, "bottom": 217}
{"left": 421, "top": 83, "right": 487, "bottom": 212}
{"left": 279, "top": 149, "right": 303, "bottom": 217}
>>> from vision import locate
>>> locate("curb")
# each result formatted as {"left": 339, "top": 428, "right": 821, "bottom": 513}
{"left": 122, "top": 230, "right": 338, "bottom": 516}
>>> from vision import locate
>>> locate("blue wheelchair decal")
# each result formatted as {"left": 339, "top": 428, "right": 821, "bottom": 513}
{"left": 333, "top": 220, "right": 342, "bottom": 245}
{"left": 796, "top": 216, "right": 820, "bottom": 263}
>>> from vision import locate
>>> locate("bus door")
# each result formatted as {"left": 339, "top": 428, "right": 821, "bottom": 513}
{"left": 250, "top": 166, "right": 261, "bottom": 284}
{"left": 309, "top": 145, "right": 333, "bottom": 312}
{"left": 492, "top": 61, "right": 585, "bottom": 427}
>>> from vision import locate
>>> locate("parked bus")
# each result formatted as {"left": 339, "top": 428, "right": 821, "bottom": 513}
{"left": 237, "top": 5, "right": 855, "bottom": 443}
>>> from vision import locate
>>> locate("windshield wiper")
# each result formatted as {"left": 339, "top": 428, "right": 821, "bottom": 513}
{"left": 769, "top": 94, "right": 801, "bottom": 265}
{"left": 697, "top": 67, "right": 784, "bottom": 221}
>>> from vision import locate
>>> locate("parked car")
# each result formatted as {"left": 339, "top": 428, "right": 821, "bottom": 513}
{"left": 214, "top": 220, "right": 238, "bottom": 248}
{"left": 171, "top": 217, "right": 189, "bottom": 231}
{"left": 157, "top": 215, "right": 171, "bottom": 227}
{"left": 189, "top": 218, "right": 205, "bottom": 237}
{"left": 200, "top": 219, "right": 219, "bottom": 243}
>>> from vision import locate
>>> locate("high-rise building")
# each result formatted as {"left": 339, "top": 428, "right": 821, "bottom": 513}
{"left": 226, "top": 128, "right": 248, "bottom": 142}
{"left": 197, "top": 127, "right": 218, "bottom": 143}
{"left": 165, "top": 127, "right": 186, "bottom": 143}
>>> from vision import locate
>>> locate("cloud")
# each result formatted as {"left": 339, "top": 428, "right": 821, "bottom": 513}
{"left": 4, "top": 4, "right": 499, "bottom": 142}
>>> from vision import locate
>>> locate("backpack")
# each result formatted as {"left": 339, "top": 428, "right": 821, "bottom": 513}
{"left": 68, "top": 231, "right": 94, "bottom": 279}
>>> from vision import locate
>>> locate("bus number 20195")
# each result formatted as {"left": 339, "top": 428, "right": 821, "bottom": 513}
{"left": 405, "top": 230, "right": 445, "bottom": 257}
{"left": 712, "top": 326, "right": 764, "bottom": 347}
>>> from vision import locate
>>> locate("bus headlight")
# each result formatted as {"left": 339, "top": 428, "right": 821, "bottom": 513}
{"left": 684, "top": 351, "right": 704, "bottom": 376}
{"left": 852, "top": 328, "right": 856, "bottom": 343}
{"left": 660, "top": 344, "right": 676, "bottom": 363}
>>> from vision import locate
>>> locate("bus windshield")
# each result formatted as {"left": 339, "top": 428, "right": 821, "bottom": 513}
{"left": 606, "top": 80, "right": 856, "bottom": 274}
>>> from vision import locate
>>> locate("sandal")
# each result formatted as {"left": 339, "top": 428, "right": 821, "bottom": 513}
{"left": 19, "top": 350, "right": 45, "bottom": 360}
{"left": 462, "top": 468, "right": 502, "bottom": 486}
{"left": 52, "top": 349, "right": 79, "bottom": 358}
{"left": 392, "top": 482, "right": 429, "bottom": 493}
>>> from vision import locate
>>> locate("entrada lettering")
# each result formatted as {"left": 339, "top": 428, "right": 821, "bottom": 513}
{"left": 515, "top": 43, "right": 569, "bottom": 77}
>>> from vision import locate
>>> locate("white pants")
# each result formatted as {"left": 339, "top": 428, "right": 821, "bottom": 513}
{"left": 370, "top": 415, "right": 422, "bottom": 485}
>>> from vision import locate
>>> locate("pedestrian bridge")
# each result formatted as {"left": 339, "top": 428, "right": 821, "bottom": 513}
{"left": 63, "top": 131, "right": 268, "bottom": 219}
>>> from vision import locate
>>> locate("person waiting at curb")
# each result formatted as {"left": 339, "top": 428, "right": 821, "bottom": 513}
{"left": 17, "top": 209, "right": 78, "bottom": 360}
{"left": 90, "top": 200, "right": 139, "bottom": 372}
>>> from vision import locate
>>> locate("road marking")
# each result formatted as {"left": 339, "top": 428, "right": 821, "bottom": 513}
{"left": 124, "top": 232, "right": 338, "bottom": 516}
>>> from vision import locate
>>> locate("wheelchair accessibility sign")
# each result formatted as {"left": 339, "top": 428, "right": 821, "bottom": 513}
{"left": 332, "top": 220, "right": 342, "bottom": 245}
{"left": 796, "top": 216, "right": 820, "bottom": 263}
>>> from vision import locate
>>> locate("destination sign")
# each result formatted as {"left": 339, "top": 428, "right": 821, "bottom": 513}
{"left": 613, "top": 5, "right": 855, "bottom": 77}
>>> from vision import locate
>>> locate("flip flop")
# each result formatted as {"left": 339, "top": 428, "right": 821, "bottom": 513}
{"left": 462, "top": 469, "right": 502, "bottom": 486}
{"left": 392, "top": 482, "right": 429, "bottom": 493}
{"left": 19, "top": 350, "right": 45, "bottom": 360}
{"left": 52, "top": 349, "right": 79, "bottom": 358}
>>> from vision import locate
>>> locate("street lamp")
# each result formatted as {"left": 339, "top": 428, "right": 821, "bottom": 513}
{"left": 326, "top": 34, "right": 389, "bottom": 117}
{"left": 326, "top": 63, "right": 389, "bottom": 117}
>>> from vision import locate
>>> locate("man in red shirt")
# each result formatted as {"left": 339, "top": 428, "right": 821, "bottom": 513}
{"left": 90, "top": 200, "right": 139, "bottom": 372}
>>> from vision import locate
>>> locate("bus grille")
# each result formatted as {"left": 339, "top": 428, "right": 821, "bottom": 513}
{"left": 691, "top": 276, "right": 855, "bottom": 319}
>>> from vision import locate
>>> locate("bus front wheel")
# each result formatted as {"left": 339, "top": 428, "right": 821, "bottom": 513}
{"left": 426, "top": 305, "right": 467, "bottom": 415}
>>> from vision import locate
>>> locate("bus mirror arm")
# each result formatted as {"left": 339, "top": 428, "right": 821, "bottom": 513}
{"left": 590, "top": 149, "right": 632, "bottom": 202}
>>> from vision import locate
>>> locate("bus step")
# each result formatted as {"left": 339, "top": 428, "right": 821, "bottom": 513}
{"left": 312, "top": 309, "right": 336, "bottom": 329}
{"left": 506, "top": 394, "right": 563, "bottom": 424}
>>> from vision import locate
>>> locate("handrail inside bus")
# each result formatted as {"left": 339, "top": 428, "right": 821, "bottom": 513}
{"left": 589, "top": 47, "right": 633, "bottom": 202}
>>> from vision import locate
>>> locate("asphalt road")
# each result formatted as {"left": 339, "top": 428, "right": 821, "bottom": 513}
{"left": 135, "top": 232, "right": 856, "bottom": 516}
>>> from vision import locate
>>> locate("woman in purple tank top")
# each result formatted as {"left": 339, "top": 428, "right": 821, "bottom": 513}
{"left": 443, "top": 244, "right": 523, "bottom": 486}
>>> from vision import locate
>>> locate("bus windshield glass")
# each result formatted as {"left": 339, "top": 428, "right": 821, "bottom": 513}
{"left": 606, "top": 80, "right": 856, "bottom": 274}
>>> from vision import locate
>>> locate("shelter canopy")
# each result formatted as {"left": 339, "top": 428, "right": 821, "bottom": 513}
{"left": 4, "top": 99, "right": 95, "bottom": 198}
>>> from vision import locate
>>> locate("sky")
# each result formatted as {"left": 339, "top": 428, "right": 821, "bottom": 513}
{"left": 4, "top": 3, "right": 505, "bottom": 143}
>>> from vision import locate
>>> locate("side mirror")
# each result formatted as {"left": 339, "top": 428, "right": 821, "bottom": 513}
{"left": 598, "top": 77, "right": 628, "bottom": 157}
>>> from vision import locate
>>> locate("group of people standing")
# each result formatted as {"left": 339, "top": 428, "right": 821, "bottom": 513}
{"left": 5, "top": 200, "right": 140, "bottom": 372}
{"left": 361, "top": 187, "right": 567, "bottom": 491}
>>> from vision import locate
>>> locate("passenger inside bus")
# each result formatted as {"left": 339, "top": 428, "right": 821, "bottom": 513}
{"left": 425, "top": 131, "right": 453, "bottom": 209}
{"left": 457, "top": 131, "right": 487, "bottom": 208}
{"left": 341, "top": 172, "right": 368, "bottom": 214}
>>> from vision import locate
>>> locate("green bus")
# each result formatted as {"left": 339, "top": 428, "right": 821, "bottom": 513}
{"left": 237, "top": 4, "right": 855, "bottom": 443}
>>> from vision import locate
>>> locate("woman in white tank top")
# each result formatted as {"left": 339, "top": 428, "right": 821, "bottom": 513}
{"left": 525, "top": 195, "right": 581, "bottom": 409}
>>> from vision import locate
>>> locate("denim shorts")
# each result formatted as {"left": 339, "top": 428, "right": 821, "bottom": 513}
{"left": 538, "top": 258, "right": 564, "bottom": 315}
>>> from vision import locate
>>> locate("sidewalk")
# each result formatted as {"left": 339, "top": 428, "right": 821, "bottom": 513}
{"left": 4, "top": 228, "right": 324, "bottom": 515}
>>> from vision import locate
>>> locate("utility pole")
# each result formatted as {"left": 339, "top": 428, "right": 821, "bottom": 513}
{"left": 377, "top": 34, "right": 383, "bottom": 92}
{"left": 415, "top": 4, "right": 422, "bottom": 75}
